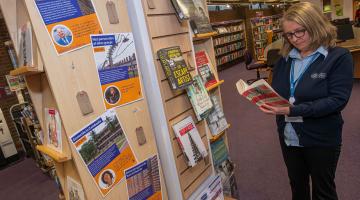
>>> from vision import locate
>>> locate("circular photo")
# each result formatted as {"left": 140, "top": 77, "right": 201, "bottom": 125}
{"left": 98, "top": 169, "right": 116, "bottom": 189}
{"left": 104, "top": 86, "right": 121, "bottom": 105}
{"left": 51, "top": 24, "right": 73, "bottom": 47}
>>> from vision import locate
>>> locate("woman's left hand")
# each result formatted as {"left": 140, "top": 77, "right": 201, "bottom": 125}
{"left": 259, "top": 104, "right": 290, "bottom": 115}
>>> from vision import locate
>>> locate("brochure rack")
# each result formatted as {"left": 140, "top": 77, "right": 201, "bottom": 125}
{"left": 1, "top": 0, "right": 162, "bottom": 199}
{"left": 1, "top": 0, "right": 232, "bottom": 199}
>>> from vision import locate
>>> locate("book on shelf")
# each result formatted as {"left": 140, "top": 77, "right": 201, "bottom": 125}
{"left": 67, "top": 176, "right": 85, "bottom": 200}
{"left": 18, "top": 21, "right": 33, "bottom": 67}
{"left": 195, "top": 50, "right": 218, "bottom": 89}
{"left": 157, "top": 46, "right": 193, "bottom": 90}
{"left": 210, "top": 137, "right": 238, "bottom": 199}
{"left": 170, "top": 0, "right": 192, "bottom": 21}
{"left": 187, "top": 75, "right": 213, "bottom": 121}
{"left": 172, "top": 116, "right": 208, "bottom": 167}
{"left": 195, "top": 175, "right": 224, "bottom": 200}
{"left": 236, "top": 79, "right": 290, "bottom": 107}
{"left": 189, "top": 0, "right": 214, "bottom": 35}
{"left": 45, "top": 108, "right": 62, "bottom": 153}
{"left": 223, "top": 172, "right": 239, "bottom": 199}
{"left": 207, "top": 94, "right": 228, "bottom": 136}
{"left": 4, "top": 41, "right": 18, "bottom": 68}
{"left": 171, "top": 0, "right": 213, "bottom": 35}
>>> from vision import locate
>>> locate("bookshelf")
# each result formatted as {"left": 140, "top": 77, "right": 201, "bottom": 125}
{"left": 212, "top": 20, "right": 247, "bottom": 70}
{"left": 250, "top": 14, "right": 282, "bottom": 59}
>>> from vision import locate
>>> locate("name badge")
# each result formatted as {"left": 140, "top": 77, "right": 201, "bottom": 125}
{"left": 285, "top": 115, "right": 303, "bottom": 122}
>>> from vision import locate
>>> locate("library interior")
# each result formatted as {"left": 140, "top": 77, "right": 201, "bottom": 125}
{"left": 0, "top": 0, "right": 359, "bottom": 200}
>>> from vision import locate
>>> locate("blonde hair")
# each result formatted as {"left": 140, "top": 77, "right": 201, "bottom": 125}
{"left": 280, "top": 2, "right": 337, "bottom": 57}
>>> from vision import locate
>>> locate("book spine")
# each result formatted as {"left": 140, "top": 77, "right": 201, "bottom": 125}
{"left": 5, "top": 43, "right": 18, "bottom": 68}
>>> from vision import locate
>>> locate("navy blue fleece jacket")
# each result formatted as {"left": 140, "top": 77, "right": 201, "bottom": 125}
{"left": 271, "top": 47, "right": 353, "bottom": 147}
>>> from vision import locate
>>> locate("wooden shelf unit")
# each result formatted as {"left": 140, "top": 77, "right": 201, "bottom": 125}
{"left": 9, "top": 66, "right": 43, "bottom": 76}
{"left": 212, "top": 19, "right": 247, "bottom": 68}
{"left": 1, "top": 0, "right": 163, "bottom": 199}
{"left": 250, "top": 14, "right": 283, "bottom": 59}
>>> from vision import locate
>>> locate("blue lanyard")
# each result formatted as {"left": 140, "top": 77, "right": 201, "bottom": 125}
{"left": 290, "top": 53, "right": 319, "bottom": 97}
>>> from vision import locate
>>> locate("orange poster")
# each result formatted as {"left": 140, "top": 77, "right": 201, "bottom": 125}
{"left": 34, "top": 0, "right": 102, "bottom": 55}
{"left": 91, "top": 33, "right": 143, "bottom": 109}
{"left": 70, "top": 110, "right": 137, "bottom": 196}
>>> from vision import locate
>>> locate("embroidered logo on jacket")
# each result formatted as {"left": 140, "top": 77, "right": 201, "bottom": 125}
{"left": 311, "top": 73, "right": 327, "bottom": 79}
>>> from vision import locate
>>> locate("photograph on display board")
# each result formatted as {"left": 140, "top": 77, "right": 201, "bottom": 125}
{"left": 125, "top": 155, "right": 162, "bottom": 200}
{"left": 69, "top": 109, "right": 137, "bottom": 196}
{"left": 91, "top": 33, "right": 143, "bottom": 109}
{"left": 45, "top": 108, "right": 62, "bottom": 153}
{"left": 67, "top": 176, "right": 85, "bottom": 200}
{"left": 34, "top": 0, "right": 102, "bottom": 55}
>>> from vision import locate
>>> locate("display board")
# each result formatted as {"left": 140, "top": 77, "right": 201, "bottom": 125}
{"left": 1, "top": 0, "right": 233, "bottom": 199}
{"left": 0, "top": 0, "right": 163, "bottom": 199}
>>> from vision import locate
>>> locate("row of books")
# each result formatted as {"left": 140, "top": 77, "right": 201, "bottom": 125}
{"left": 253, "top": 32, "right": 268, "bottom": 41}
{"left": 253, "top": 23, "right": 280, "bottom": 33}
{"left": 214, "top": 24, "right": 244, "bottom": 35}
{"left": 216, "top": 50, "right": 245, "bottom": 66}
{"left": 250, "top": 14, "right": 282, "bottom": 59}
{"left": 250, "top": 14, "right": 282, "bottom": 27}
{"left": 215, "top": 41, "right": 246, "bottom": 57}
{"left": 213, "top": 33, "right": 245, "bottom": 46}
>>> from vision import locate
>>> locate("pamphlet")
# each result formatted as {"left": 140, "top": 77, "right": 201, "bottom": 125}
{"left": 125, "top": 155, "right": 162, "bottom": 200}
{"left": 67, "top": 176, "right": 85, "bottom": 200}
{"left": 34, "top": 0, "right": 102, "bottom": 55}
{"left": 91, "top": 33, "right": 143, "bottom": 109}
{"left": 45, "top": 108, "right": 62, "bottom": 153}
{"left": 69, "top": 109, "right": 137, "bottom": 196}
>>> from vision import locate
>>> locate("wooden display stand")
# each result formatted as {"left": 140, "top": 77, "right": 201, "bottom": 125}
{"left": 0, "top": 0, "right": 232, "bottom": 199}
{"left": 1, "top": 0, "right": 162, "bottom": 199}
{"left": 139, "top": 0, "right": 231, "bottom": 198}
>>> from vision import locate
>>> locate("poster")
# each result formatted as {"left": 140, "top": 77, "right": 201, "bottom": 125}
{"left": 67, "top": 176, "right": 85, "bottom": 200}
{"left": 45, "top": 108, "right": 62, "bottom": 153}
{"left": 5, "top": 75, "right": 26, "bottom": 91}
{"left": 91, "top": 33, "right": 143, "bottom": 109}
{"left": 125, "top": 155, "right": 162, "bottom": 200}
{"left": 34, "top": 0, "right": 102, "bottom": 55}
{"left": 70, "top": 109, "right": 137, "bottom": 196}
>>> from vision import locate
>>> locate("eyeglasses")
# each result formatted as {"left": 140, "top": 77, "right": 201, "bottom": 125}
{"left": 283, "top": 29, "right": 306, "bottom": 40}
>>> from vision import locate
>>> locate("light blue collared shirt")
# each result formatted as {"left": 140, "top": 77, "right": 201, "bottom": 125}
{"left": 284, "top": 46, "right": 328, "bottom": 147}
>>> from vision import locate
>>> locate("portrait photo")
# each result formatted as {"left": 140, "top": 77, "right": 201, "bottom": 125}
{"left": 98, "top": 169, "right": 116, "bottom": 189}
{"left": 104, "top": 86, "right": 121, "bottom": 105}
{"left": 52, "top": 24, "right": 73, "bottom": 47}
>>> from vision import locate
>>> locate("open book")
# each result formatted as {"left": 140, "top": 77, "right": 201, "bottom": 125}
{"left": 236, "top": 79, "right": 291, "bottom": 107}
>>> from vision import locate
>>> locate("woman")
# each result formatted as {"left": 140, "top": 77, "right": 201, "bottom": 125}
{"left": 260, "top": 2, "right": 353, "bottom": 200}
{"left": 101, "top": 170, "right": 114, "bottom": 188}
